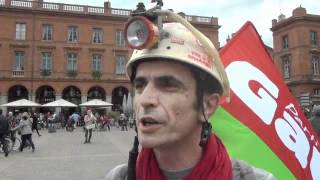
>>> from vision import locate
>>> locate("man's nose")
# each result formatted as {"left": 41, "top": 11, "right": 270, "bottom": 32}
{"left": 138, "top": 83, "right": 159, "bottom": 108}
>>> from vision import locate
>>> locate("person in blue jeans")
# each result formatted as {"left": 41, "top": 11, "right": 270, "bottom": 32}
{"left": 84, "top": 109, "right": 96, "bottom": 144}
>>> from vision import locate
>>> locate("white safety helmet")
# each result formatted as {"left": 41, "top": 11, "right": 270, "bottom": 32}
{"left": 125, "top": 14, "right": 229, "bottom": 96}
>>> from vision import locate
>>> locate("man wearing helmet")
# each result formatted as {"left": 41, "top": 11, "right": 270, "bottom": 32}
{"left": 106, "top": 2, "right": 275, "bottom": 180}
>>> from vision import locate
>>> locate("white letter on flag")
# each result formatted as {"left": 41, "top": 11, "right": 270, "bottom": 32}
{"left": 226, "top": 61, "right": 279, "bottom": 125}
{"left": 275, "top": 111, "right": 309, "bottom": 168}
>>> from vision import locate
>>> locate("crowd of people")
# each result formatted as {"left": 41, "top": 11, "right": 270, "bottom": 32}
{"left": 0, "top": 109, "right": 36, "bottom": 156}
{"left": 0, "top": 108, "right": 135, "bottom": 158}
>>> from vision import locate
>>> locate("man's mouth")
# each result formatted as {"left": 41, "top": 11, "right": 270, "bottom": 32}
{"left": 141, "top": 117, "right": 160, "bottom": 126}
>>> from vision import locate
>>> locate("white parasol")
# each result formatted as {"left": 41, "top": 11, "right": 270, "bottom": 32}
{"left": 0, "top": 99, "right": 41, "bottom": 107}
{"left": 79, "top": 99, "right": 113, "bottom": 107}
{"left": 42, "top": 99, "right": 77, "bottom": 107}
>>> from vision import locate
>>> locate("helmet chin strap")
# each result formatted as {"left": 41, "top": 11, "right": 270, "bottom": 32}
{"left": 199, "top": 86, "right": 212, "bottom": 147}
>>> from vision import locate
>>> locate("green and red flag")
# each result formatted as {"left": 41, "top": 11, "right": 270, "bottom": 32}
{"left": 211, "top": 22, "right": 320, "bottom": 180}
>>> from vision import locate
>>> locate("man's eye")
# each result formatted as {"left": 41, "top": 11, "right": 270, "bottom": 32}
{"left": 134, "top": 82, "right": 144, "bottom": 91}
{"left": 158, "top": 80, "right": 178, "bottom": 90}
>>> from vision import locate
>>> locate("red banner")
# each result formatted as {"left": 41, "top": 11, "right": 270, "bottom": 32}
{"left": 220, "top": 22, "right": 320, "bottom": 180}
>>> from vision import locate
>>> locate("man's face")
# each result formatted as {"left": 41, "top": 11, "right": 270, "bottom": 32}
{"left": 134, "top": 61, "right": 201, "bottom": 149}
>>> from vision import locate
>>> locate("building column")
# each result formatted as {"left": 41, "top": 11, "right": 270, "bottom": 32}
{"left": 81, "top": 95, "right": 87, "bottom": 113}
{"left": 81, "top": 95, "right": 87, "bottom": 103}
{"left": 55, "top": 95, "right": 62, "bottom": 114}
{"left": 28, "top": 94, "right": 36, "bottom": 113}
{"left": 29, "top": 94, "right": 36, "bottom": 101}
{"left": 0, "top": 95, "right": 8, "bottom": 115}
{"left": 106, "top": 95, "right": 112, "bottom": 113}
{"left": 106, "top": 95, "right": 111, "bottom": 103}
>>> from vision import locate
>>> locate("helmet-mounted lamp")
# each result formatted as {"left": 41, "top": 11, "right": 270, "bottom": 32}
{"left": 125, "top": 16, "right": 159, "bottom": 50}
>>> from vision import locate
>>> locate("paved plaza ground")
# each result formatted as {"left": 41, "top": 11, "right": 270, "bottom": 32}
{"left": 0, "top": 127, "right": 135, "bottom": 180}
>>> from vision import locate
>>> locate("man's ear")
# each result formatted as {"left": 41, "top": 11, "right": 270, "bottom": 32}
{"left": 202, "top": 93, "right": 220, "bottom": 121}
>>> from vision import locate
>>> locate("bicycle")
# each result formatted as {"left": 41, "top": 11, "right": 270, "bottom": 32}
{"left": 10, "top": 135, "right": 22, "bottom": 151}
{"left": 0, "top": 134, "right": 21, "bottom": 153}
{"left": 0, "top": 135, "right": 11, "bottom": 154}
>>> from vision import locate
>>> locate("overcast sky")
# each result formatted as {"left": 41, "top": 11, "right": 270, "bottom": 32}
{"left": 45, "top": 0, "right": 319, "bottom": 47}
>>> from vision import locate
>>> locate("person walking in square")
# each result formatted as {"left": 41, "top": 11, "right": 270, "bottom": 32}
{"left": 31, "top": 112, "right": 41, "bottom": 137}
{"left": 11, "top": 112, "right": 35, "bottom": 152}
{"left": 101, "top": 114, "right": 111, "bottom": 131}
{"left": 84, "top": 109, "right": 96, "bottom": 144}
{"left": 119, "top": 114, "right": 128, "bottom": 131}
{"left": 0, "top": 109, "right": 10, "bottom": 157}
{"left": 7, "top": 111, "right": 17, "bottom": 145}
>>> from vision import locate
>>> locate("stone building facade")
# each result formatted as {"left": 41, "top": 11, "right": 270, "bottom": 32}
{"left": 271, "top": 6, "right": 320, "bottom": 112}
{"left": 0, "top": 0, "right": 220, "bottom": 114}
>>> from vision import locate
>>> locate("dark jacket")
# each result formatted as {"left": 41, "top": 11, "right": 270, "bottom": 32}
{"left": 31, "top": 114, "right": 38, "bottom": 128}
{"left": 311, "top": 105, "right": 320, "bottom": 136}
{"left": 0, "top": 114, "right": 9, "bottom": 134}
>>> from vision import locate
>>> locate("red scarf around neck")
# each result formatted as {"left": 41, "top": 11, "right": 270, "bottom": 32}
{"left": 136, "top": 134, "right": 232, "bottom": 180}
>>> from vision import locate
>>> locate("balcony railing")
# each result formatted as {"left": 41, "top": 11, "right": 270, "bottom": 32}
{"left": 0, "top": 0, "right": 130, "bottom": 16}
{"left": 285, "top": 74, "right": 320, "bottom": 84}
{"left": 311, "top": 95, "right": 320, "bottom": 104}
{"left": 111, "top": 8, "right": 131, "bottom": 16}
{"left": 87, "top": 6, "right": 104, "bottom": 14}
{"left": 0, "top": 0, "right": 218, "bottom": 25}
{"left": 0, "top": 69, "right": 129, "bottom": 81}
{"left": 11, "top": 0, "right": 32, "bottom": 8}
{"left": 12, "top": 70, "right": 24, "bottom": 77}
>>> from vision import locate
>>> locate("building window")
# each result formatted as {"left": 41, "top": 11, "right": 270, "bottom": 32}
{"left": 14, "top": 51, "right": 24, "bottom": 70}
{"left": 41, "top": 52, "right": 52, "bottom": 70}
{"left": 16, "top": 23, "right": 26, "bottom": 40}
{"left": 67, "top": 53, "right": 77, "bottom": 71}
{"left": 92, "top": 54, "right": 102, "bottom": 71}
{"left": 116, "top": 55, "right": 126, "bottom": 75}
{"left": 116, "top": 30, "right": 125, "bottom": 47}
{"left": 282, "top": 56, "right": 290, "bottom": 79}
{"left": 68, "top": 26, "right": 78, "bottom": 42}
{"left": 312, "top": 55, "right": 320, "bottom": 75}
{"left": 92, "top": 28, "right": 102, "bottom": 44}
{"left": 282, "top": 35, "right": 289, "bottom": 49}
{"left": 314, "top": 89, "right": 320, "bottom": 96}
{"left": 42, "top": 24, "right": 53, "bottom": 41}
{"left": 310, "top": 31, "right": 317, "bottom": 46}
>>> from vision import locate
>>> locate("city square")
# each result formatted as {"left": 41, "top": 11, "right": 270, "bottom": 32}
{"left": 0, "top": 0, "right": 319, "bottom": 180}
{"left": 0, "top": 128, "right": 134, "bottom": 180}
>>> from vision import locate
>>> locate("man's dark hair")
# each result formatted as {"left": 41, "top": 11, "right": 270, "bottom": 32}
{"left": 191, "top": 68, "right": 222, "bottom": 111}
